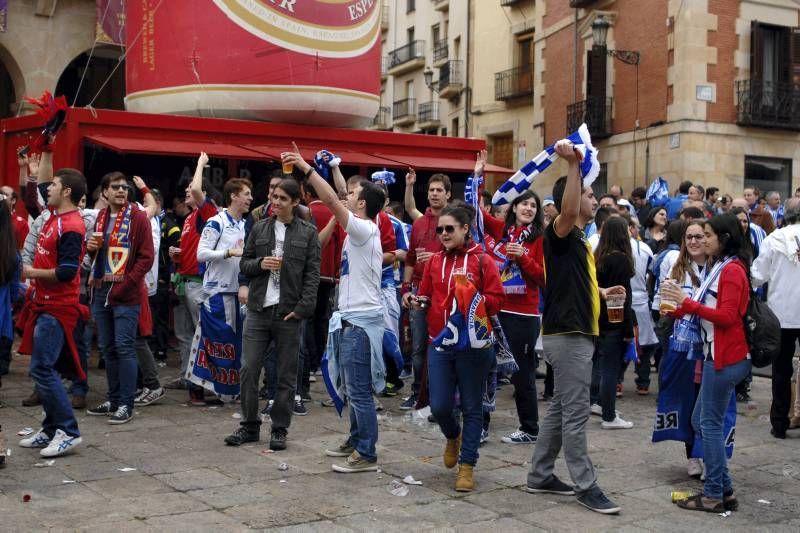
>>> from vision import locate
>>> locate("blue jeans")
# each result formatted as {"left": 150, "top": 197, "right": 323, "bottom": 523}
{"left": 340, "top": 325, "right": 378, "bottom": 462}
{"left": 93, "top": 286, "right": 141, "bottom": 410}
{"left": 30, "top": 314, "right": 80, "bottom": 437}
{"left": 409, "top": 306, "right": 428, "bottom": 395}
{"left": 427, "top": 344, "right": 494, "bottom": 466}
{"left": 69, "top": 315, "right": 91, "bottom": 397}
{"left": 692, "top": 358, "right": 752, "bottom": 500}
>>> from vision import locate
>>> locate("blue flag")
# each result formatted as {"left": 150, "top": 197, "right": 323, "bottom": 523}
{"left": 646, "top": 176, "right": 670, "bottom": 208}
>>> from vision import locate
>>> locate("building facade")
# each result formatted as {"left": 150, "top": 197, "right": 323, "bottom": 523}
{"left": 374, "top": 0, "right": 469, "bottom": 139}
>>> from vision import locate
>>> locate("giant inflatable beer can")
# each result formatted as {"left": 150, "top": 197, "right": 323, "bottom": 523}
{"left": 125, "top": 0, "right": 381, "bottom": 127}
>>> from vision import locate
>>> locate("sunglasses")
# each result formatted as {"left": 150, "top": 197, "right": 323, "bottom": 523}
{"left": 109, "top": 184, "right": 130, "bottom": 191}
{"left": 685, "top": 234, "right": 704, "bottom": 241}
{"left": 436, "top": 225, "right": 456, "bottom": 235}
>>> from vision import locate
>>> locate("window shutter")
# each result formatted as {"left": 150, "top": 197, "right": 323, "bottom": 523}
{"left": 791, "top": 27, "right": 800, "bottom": 86}
{"left": 751, "top": 20, "right": 764, "bottom": 80}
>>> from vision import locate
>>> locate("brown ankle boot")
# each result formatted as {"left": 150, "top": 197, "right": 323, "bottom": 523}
{"left": 455, "top": 463, "right": 474, "bottom": 492}
{"left": 443, "top": 433, "right": 461, "bottom": 469}
{"left": 22, "top": 391, "right": 41, "bottom": 407}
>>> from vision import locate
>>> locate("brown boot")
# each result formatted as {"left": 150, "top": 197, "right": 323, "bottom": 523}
{"left": 22, "top": 390, "right": 41, "bottom": 407}
{"left": 455, "top": 463, "right": 474, "bottom": 492}
{"left": 71, "top": 395, "right": 87, "bottom": 410}
{"left": 443, "top": 433, "right": 461, "bottom": 469}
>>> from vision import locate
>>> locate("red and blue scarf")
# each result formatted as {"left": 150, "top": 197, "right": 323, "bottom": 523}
{"left": 95, "top": 203, "right": 133, "bottom": 282}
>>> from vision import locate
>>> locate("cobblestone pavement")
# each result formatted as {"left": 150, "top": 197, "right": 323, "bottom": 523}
{"left": 1, "top": 353, "right": 799, "bottom": 532}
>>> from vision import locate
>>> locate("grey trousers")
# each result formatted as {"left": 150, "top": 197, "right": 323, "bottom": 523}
{"left": 174, "top": 281, "right": 204, "bottom": 376}
{"left": 240, "top": 306, "right": 301, "bottom": 432}
{"left": 135, "top": 337, "right": 160, "bottom": 390}
{"left": 528, "top": 333, "right": 598, "bottom": 494}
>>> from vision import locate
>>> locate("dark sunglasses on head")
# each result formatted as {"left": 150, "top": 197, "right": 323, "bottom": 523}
{"left": 436, "top": 225, "right": 456, "bottom": 235}
{"left": 109, "top": 183, "right": 129, "bottom": 191}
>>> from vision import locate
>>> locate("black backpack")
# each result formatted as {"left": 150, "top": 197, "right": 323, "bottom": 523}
{"left": 743, "top": 285, "right": 782, "bottom": 368}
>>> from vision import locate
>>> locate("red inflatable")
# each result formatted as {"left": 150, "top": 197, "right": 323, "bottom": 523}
{"left": 125, "top": 0, "right": 381, "bottom": 127}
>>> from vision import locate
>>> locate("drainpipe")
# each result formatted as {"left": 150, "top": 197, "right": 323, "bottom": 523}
{"left": 465, "top": 0, "right": 472, "bottom": 137}
{"left": 573, "top": 8, "right": 578, "bottom": 104}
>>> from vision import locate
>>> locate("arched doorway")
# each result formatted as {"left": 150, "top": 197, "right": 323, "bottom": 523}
{"left": 0, "top": 59, "right": 14, "bottom": 118}
{"left": 56, "top": 46, "right": 125, "bottom": 109}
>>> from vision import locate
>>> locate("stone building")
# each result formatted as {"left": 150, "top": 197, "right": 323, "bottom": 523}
{"left": 374, "top": 0, "right": 469, "bottom": 138}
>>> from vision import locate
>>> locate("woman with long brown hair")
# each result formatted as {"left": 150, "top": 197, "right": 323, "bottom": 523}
{"left": 0, "top": 199, "right": 21, "bottom": 397}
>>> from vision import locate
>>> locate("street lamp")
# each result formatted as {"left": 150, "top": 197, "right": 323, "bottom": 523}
{"left": 591, "top": 16, "right": 640, "bottom": 65}
{"left": 423, "top": 67, "right": 435, "bottom": 90}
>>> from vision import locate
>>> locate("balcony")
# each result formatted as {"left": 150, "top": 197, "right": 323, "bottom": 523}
{"left": 417, "top": 101, "right": 440, "bottom": 129}
{"left": 381, "top": 2, "right": 389, "bottom": 32}
{"left": 736, "top": 79, "right": 800, "bottom": 132}
{"left": 433, "top": 39, "right": 449, "bottom": 67}
{"left": 370, "top": 106, "right": 391, "bottom": 131}
{"left": 432, "top": 0, "right": 449, "bottom": 11}
{"left": 387, "top": 40, "right": 426, "bottom": 76}
{"left": 566, "top": 97, "right": 613, "bottom": 139}
{"left": 438, "top": 60, "right": 463, "bottom": 100}
{"left": 393, "top": 98, "right": 417, "bottom": 127}
{"left": 495, "top": 64, "right": 534, "bottom": 101}
{"left": 380, "top": 56, "right": 388, "bottom": 80}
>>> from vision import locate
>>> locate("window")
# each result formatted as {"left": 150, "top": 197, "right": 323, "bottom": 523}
{"left": 745, "top": 156, "right": 792, "bottom": 199}
{"left": 407, "top": 27, "right": 415, "bottom": 44}
{"left": 454, "top": 36, "right": 461, "bottom": 60}
{"left": 517, "top": 35, "right": 534, "bottom": 68}
{"left": 406, "top": 80, "right": 415, "bottom": 100}
{"left": 750, "top": 22, "right": 799, "bottom": 86}
{"left": 440, "top": 128, "right": 448, "bottom": 136}
{"left": 432, "top": 24, "right": 440, "bottom": 45}
{"left": 451, "top": 117, "right": 460, "bottom": 137}
{"left": 492, "top": 134, "right": 515, "bottom": 170}
{"left": 407, "top": 0, "right": 415, "bottom": 14}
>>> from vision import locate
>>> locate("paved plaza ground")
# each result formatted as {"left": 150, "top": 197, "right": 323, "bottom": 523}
{"left": 1, "top": 353, "right": 799, "bottom": 532}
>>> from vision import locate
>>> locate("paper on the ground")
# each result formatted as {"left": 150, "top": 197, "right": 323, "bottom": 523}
{"left": 402, "top": 475, "right": 423, "bottom": 485}
{"left": 117, "top": 467, "right": 137, "bottom": 472}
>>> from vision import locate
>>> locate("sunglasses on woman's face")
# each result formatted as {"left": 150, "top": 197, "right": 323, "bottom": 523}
{"left": 436, "top": 225, "right": 456, "bottom": 235}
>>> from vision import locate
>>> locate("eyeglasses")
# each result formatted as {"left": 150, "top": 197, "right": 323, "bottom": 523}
{"left": 436, "top": 225, "right": 456, "bottom": 235}
{"left": 685, "top": 234, "right": 704, "bottom": 241}
{"left": 109, "top": 184, "right": 129, "bottom": 191}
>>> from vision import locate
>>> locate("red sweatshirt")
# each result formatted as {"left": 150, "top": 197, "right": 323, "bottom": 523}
{"left": 482, "top": 210, "right": 544, "bottom": 315}
{"left": 406, "top": 208, "right": 445, "bottom": 285}
{"left": 673, "top": 260, "right": 749, "bottom": 370}
{"left": 417, "top": 243, "right": 504, "bottom": 340}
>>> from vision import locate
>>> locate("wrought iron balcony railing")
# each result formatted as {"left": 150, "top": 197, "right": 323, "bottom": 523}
{"left": 736, "top": 79, "right": 800, "bottom": 131}
{"left": 418, "top": 101, "right": 440, "bottom": 123}
{"left": 433, "top": 39, "right": 448, "bottom": 63}
{"left": 372, "top": 106, "right": 391, "bottom": 129}
{"left": 495, "top": 64, "right": 534, "bottom": 101}
{"left": 387, "top": 40, "right": 426, "bottom": 70}
{"left": 393, "top": 98, "right": 417, "bottom": 122}
{"left": 567, "top": 97, "right": 613, "bottom": 139}
{"left": 438, "top": 60, "right": 463, "bottom": 92}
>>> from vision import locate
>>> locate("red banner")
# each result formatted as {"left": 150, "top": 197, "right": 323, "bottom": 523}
{"left": 96, "top": 0, "right": 125, "bottom": 45}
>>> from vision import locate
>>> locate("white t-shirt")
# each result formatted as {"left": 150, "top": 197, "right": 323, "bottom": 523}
{"left": 144, "top": 214, "right": 161, "bottom": 297}
{"left": 263, "top": 220, "right": 286, "bottom": 308}
{"left": 338, "top": 212, "right": 383, "bottom": 314}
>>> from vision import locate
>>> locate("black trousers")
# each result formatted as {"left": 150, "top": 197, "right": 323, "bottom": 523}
{"left": 149, "top": 285, "right": 171, "bottom": 357}
{"left": 308, "top": 281, "right": 335, "bottom": 373}
{"left": 771, "top": 328, "right": 800, "bottom": 434}
{"left": 499, "top": 312, "right": 540, "bottom": 435}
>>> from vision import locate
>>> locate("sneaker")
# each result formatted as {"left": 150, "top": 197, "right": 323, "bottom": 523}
{"left": 399, "top": 369, "right": 413, "bottom": 380}
{"left": 616, "top": 384, "right": 623, "bottom": 398}
{"left": 134, "top": 388, "right": 143, "bottom": 398}
{"left": 293, "top": 398, "right": 307, "bottom": 416}
{"left": 308, "top": 374, "right": 317, "bottom": 383}
{"left": 601, "top": 416, "right": 634, "bottom": 430}
{"left": 40, "top": 429, "right": 81, "bottom": 458}
{"left": 331, "top": 451, "right": 378, "bottom": 473}
{"left": 736, "top": 391, "right": 751, "bottom": 403}
{"left": 188, "top": 388, "right": 206, "bottom": 406}
{"left": 687, "top": 458, "right": 703, "bottom": 478}
{"left": 135, "top": 387, "right": 165, "bottom": 406}
{"left": 261, "top": 399, "right": 274, "bottom": 416}
{"left": 321, "top": 398, "right": 335, "bottom": 408}
{"left": 224, "top": 426, "right": 259, "bottom": 446}
{"left": 480, "top": 429, "right": 490, "bottom": 444}
{"left": 71, "top": 395, "right": 87, "bottom": 410}
{"left": 374, "top": 397, "right": 383, "bottom": 412}
{"left": 380, "top": 384, "right": 398, "bottom": 397}
{"left": 325, "top": 438, "right": 355, "bottom": 457}
{"left": 636, "top": 387, "right": 650, "bottom": 396}
{"left": 19, "top": 428, "right": 51, "bottom": 448}
{"left": 498, "top": 376, "right": 511, "bottom": 386}
{"left": 427, "top": 413, "right": 437, "bottom": 423}
{"left": 86, "top": 401, "right": 115, "bottom": 416}
{"left": 270, "top": 428, "right": 288, "bottom": 451}
{"left": 576, "top": 486, "right": 621, "bottom": 514}
{"left": 501, "top": 430, "right": 538, "bottom": 444}
{"left": 526, "top": 474, "right": 575, "bottom": 495}
{"left": 109, "top": 405, "right": 134, "bottom": 425}
{"left": 163, "top": 378, "right": 186, "bottom": 390}
{"left": 399, "top": 394, "right": 417, "bottom": 410}
{"left": 21, "top": 391, "right": 41, "bottom": 407}
{"left": 590, "top": 404, "right": 602, "bottom": 416}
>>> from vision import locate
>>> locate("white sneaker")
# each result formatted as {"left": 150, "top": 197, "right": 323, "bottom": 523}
{"left": 19, "top": 428, "right": 50, "bottom": 448}
{"left": 135, "top": 387, "right": 165, "bottom": 406}
{"left": 590, "top": 404, "right": 602, "bottom": 416}
{"left": 687, "top": 458, "right": 703, "bottom": 478}
{"left": 601, "top": 416, "right": 634, "bottom": 430}
{"left": 40, "top": 429, "right": 82, "bottom": 457}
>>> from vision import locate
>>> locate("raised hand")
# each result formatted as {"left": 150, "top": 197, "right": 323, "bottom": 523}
{"left": 474, "top": 149, "right": 487, "bottom": 176}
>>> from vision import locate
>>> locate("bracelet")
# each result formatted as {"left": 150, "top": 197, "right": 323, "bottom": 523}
{"left": 140, "top": 186, "right": 151, "bottom": 196}
{"left": 304, "top": 167, "right": 314, "bottom": 179}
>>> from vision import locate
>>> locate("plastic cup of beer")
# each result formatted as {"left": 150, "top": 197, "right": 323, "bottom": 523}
{"left": 606, "top": 294, "right": 625, "bottom": 323}
{"left": 280, "top": 152, "right": 294, "bottom": 175}
{"left": 453, "top": 266, "right": 468, "bottom": 285}
{"left": 273, "top": 247, "right": 283, "bottom": 269}
{"left": 660, "top": 299, "right": 677, "bottom": 314}
{"left": 91, "top": 231, "right": 104, "bottom": 249}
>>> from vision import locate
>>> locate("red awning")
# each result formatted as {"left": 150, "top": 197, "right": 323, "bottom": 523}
{"left": 85, "top": 135, "right": 270, "bottom": 160}
{"left": 373, "top": 153, "right": 514, "bottom": 175}
{"left": 242, "top": 144, "right": 400, "bottom": 167}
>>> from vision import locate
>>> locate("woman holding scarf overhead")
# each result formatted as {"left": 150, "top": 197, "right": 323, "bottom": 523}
{"left": 661, "top": 214, "right": 751, "bottom": 513}
{"left": 403, "top": 204, "right": 503, "bottom": 493}
{"left": 480, "top": 186, "right": 545, "bottom": 445}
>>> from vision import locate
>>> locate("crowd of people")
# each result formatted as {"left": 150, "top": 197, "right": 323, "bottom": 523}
{"left": 0, "top": 134, "right": 799, "bottom": 515}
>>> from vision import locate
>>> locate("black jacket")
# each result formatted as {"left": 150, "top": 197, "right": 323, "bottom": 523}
{"left": 240, "top": 215, "right": 320, "bottom": 318}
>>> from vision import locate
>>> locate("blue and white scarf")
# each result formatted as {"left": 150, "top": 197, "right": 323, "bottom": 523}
{"left": 465, "top": 172, "right": 485, "bottom": 248}
{"left": 371, "top": 169, "right": 395, "bottom": 185}
{"left": 314, "top": 150, "right": 341, "bottom": 181}
{"left": 492, "top": 123, "right": 600, "bottom": 206}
